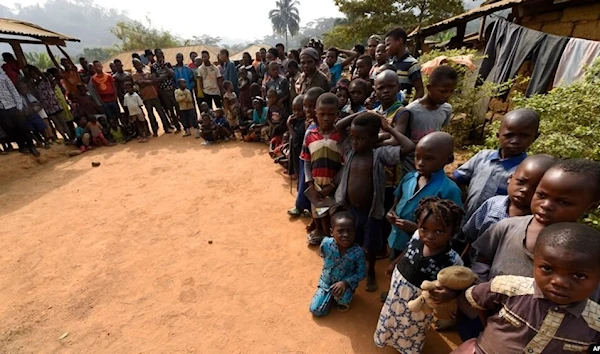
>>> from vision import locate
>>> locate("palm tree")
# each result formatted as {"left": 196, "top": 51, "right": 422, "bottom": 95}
{"left": 268, "top": 0, "right": 301, "bottom": 49}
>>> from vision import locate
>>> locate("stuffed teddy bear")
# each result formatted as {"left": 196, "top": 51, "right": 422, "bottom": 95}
{"left": 407, "top": 265, "right": 477, "bottom": 320}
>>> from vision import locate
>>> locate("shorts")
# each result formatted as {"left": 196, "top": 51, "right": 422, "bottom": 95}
{"left": 349, "top": 206, "right": 383, "bottom": 252}
{"left": 215, "top": 117, "right": 230, "bottom": 128}
{"left": 27, "top": 114, "right": 47, "bottom": 133}
{"left": 131, "top": 113, "right": 146, "bottom": 122}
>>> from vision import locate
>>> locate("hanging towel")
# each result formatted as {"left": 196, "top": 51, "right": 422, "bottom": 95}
{"left": 553, "top": 38, "right": 600, "bottom": 87}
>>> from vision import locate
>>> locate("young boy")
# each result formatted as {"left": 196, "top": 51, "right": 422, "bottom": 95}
{"left": 175, "top": 78, "right": 200, "bottom": 138}
{"left": 453, "top": 222, "right": 600, "bottom": 354}
{"left": 287, "top": 88, "right": 324, "bottom": 218}
{"left": 325, "top": 47, "right": 358, "bottom": 88}
{"left": 459, "top": 159, "right": 600, "bottom": 341}
{"left": 300, "top": 93, "right": 344, "bottom": 245}
{"left": 91, "top": 60, "right": 119, "bottom": 121}
{"left": 452, "top": 108, "right": 540, "bottom": 219}
{"left": 353, "top": 55, "right": 373, "bottom": 82}
{"left": 385, "top": 27, "right": 424, "bottom": 100}
{"left": 108, "top": 119, "right": 133, "bottom": 144}
{"left": 459, "top": 154, "right": 556, "bottom": 247}
{"left": 334, "top": 111, "right": 415, "bottom": 291}
{"left": 122, "top": 82, "right": 150, "bottom": 142}
{"left": 386, "top": 132, "right": 463, "bottom": 267}
{"left": 397, "top": 65, "right": 458, "bottom": 144}
{"left": 309, "top": 211, "right": 366, "bottom": 316}
{"left": 342, "top": 79, "right": 370, "bottom": 115}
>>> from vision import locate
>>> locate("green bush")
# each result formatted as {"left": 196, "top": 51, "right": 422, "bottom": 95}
{"left": 418, "top": 49, "right": 516, "bottom": 147}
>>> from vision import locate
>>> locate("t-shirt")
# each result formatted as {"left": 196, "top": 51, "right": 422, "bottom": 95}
{"left": 123, "top": 92, "right": 144, "bottom": 116}
{"left": 329, "top": 63, "right": 343, "bottom": 88}
{"left": 453, "top": 149, "right": 527, "bottom": 218}
{"left": 110, "top": 127, "right": 124, "bottom": 142}
{"left": 389, "top": 169, "right": 463, "bottom": 251}
{"left": 405, "top": 99, "right": 452, "bottom": 142}
{"left": 391, "top": 52, "right": 421, "bottom": 97}
{"left": 299, "top": 127, "right": 343, "bottom": 187}
{"left": 198, "top": 64, "right": 222, "bottom": 96}
{"left": 91, "top": 73, "right": 116, "bottom": 103}
{"left": 265, "top": 76, "right": 290, "bottom": 102}
{"left": 459, "top": 195, "right": 511, "bottom": 244}
{"left": 132, "top": 71, "right": 158, "bottom": 100}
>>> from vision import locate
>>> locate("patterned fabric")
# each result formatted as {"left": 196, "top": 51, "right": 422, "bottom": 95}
{"left": 453, "top": 149, "right": 526, "bottom": 218}
{"left": 389, "top": 170, "right": 463, "bottom": 251}
{"left": 459, "top": 195, "right": 511, "bottom": 243}
{"left": 374, "top": 267, "right": 432, "bottom": 353}
{"left": 466, "top": 275, "right": 600, "bottom": 354}
{"left": 152, "top": 62, "right": 176, "bottom": 90}
{"left": 396, "top": 232, "right": 463, "bottom": 287}
{"left": 198, "top": 64, "right": 222, "bottom": 96}
{"left": 300, "top": 127, "right": 343, "bottom": 187}
{"left": 36, "top": 79, "right": 61, "bottom": 116}
{"left": 390, "top": 52, "right": 422, "bottom": 96}
{"left": 295, "top": 71, "right": 330, "bottom": 95}
{"left": 0, "top": 71, "right": 23, "bottom": 110}
{"left": 309, "top": 237, "right": 366, "bottom": 316}
{"left": 374, "top": 101, "right": 405, "bottom": 187}
{"left": 91, "top": 73, "right": 116, "bottom": 103}
{"left": 54, "top": 86, "right": 74, "bottom": 122}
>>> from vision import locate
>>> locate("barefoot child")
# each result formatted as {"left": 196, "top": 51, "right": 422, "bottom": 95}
{"left": 200, "top": 112, "right": 219, "bottom": 146}
{"left": 109, "top": 119, "right": 133, "bottom": 144}
{"left": 86, "top": 115, "right": 111, "bottom": 146}
{"left": 122, "top": 82, "right": 150, "bottom": 142}
{"left": 309, "top": 211, "right": 366, "bottom": 316}
{"left": 334, "top": 111, "right": 415, "bottom": 291}
{"left": 452, "top": 108, "right": 540, "bottom": 219}
{"left": 374, "top": 197, "right": 464, "bottom": 352}
{"left": 453, "top": 222, "right": 600, "bottom": 354}
{"left": 342, "top": 78, "right": 370, "bottom": 115}
{"left": 301, "top": 93, "right": 343, "bottom": 245}
{"left": 286, "top": 95, "right": 305, "bottom": 185}
{"left": 75, "top": 117, "right": 92, "bottom": 152}
{"left": 175, "top": 78, "right": 200, "bottom": 138}
{"left": 222, "top": 80, "right": 240, "bottom": 134}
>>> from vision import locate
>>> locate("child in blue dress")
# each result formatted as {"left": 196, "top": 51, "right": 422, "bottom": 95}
{"left": 375, "top": 197, "right": 464, "bottom": 353}
{"left": 310, "top": 211, "right": 366, "bottom": 316}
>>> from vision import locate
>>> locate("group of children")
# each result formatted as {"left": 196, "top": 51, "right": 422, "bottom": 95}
{"left": 289, "top": 29, "right": 600, "bottom": 354}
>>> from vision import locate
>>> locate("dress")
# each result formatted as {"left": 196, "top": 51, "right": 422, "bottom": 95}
{"left": 36, "top": 79, "right": 61, "bottom": 116}
{"left": 374, "top": 232, "right": 463, "bottom": 353}
{"left": 309, "top": 237, "right": 366, "bottom": 316}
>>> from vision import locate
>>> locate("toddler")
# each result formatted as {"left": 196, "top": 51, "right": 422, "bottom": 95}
{"left": 86, "top": 116, "right": 112, "bottom": 146}
{"left": 309, "top": 211, "right": 366, "bottom": 316}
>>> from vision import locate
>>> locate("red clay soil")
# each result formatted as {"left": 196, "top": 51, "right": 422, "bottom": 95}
{"left": 0, "top": 137, "right": 461, "bottom": 354}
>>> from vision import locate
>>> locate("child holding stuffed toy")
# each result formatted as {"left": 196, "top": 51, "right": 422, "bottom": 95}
{"left": 374, "top": 197, "right": 464, "bottom": 353}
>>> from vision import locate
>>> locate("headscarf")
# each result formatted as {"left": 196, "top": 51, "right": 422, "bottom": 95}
{"left": 300, "top": 48, "right": 320, "bottom": 62}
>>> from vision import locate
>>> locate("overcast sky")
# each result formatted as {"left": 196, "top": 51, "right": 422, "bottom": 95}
{"left": 5, "top": 0, "right": 344, "bottom": 43}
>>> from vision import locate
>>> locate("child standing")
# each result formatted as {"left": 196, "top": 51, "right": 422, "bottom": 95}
{"left": 266, "top": 88, "right": 287, "bottom": 143}
{"left": 301, "top": 93, "right": 343, "bottom": 245}
{"left": 334, "top": 111, "right": 416, "bottom": 291}
{"left": 458, "top": 154, "right": 556, "bottom": 248}
{"left": 123, "top": 82, "right": 150, "bottom": 142}
{"left": 16, "top": 80, "right": 50, "bottom": 149}
{"left": 285, "top": 95, "right": 305, "bottom": 183}
{"left": 453, "top": 222, "right": 600, "bottom": 354}
{"left": 223, "top": 80, "right": 240, "bottom": 134}
{"left": 374, "top": 197, "right": 465, "bottom": 353}
{"left": 386, "top": 132, "right": 463, "bottom": 264}
{"left": 309, "top": 211, "right": 366, "bottom": 316}
{"left": 452, "top": 108, "right": 540, "bottom": 219}
{"left": 175, "top": 78, "right": 200, "bottom": 138}
{"left": 385, "top": 27, "right": 424, "bottom": 100}
{"left": 342, "top": 79, "right": 370, "bottom": 115}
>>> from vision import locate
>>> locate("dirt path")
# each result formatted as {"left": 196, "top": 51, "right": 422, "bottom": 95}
{"left": 0, "top": 137, "right": 460, "bottom": 354}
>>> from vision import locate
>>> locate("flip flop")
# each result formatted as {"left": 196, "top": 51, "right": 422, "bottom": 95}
{"left": 336, "top": 303, "right": 350, "bottom": 312}
{"left": 287, "top": 207, "right": 301, "bottom": 217}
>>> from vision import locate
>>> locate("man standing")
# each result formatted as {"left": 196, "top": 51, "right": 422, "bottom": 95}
{"left": 198, "top": 51, "right": 223, "bottom": 108}
{"left": 113, "top": 59, "right": 133, "bottom": 118}
{"left": 152, "top": 49, "right": 181, "bottom": 133}
{"left": 219, "top": 49, "right": 238, "bottom": 95}
{"left": 0, "top": 67, "right": 39, "bottom": 156}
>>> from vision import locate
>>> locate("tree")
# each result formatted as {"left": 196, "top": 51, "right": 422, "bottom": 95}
{"left": 111, "top": 17, "right": 181, "bottom": 51}
{"left": 23, "top": 52, "right": 56, "bottom": 70}
{"left": 77, "top": 47, "right": 119, "bottom": 62}
{"left": 325, "top": 0, "right": 464, "bottom": 48}
{"left": 184, "top": 34, "right": 222, "bottom": 47}
{"left": 268, "top": 0, "right": 301, "bottom": 49}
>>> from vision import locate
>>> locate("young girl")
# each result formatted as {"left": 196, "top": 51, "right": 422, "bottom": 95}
{"left": 342, "top": 78, "right": 370, "bottom": 115}
{"left": 244, "top": 97, "right": 269, "bottom": 142}
{"left": 310, "top": 210, "right": 366, "bottom": 316}
{"left": 86, "top": 116, "right": 111, "bottom": 146}
{"left": 266, "top": 88, "right": 287, "bottom": 144}
{"left": 222, "top": 80, "right": 240, "bottom": 135}
{"left": 374, "top": 197, "right": 464, "bottom": 353}
{"left": 333, "top": 84, "right": 350, "bottom": 120}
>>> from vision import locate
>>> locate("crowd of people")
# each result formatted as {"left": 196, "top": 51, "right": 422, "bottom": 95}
{"left": 2, "top": 26, "right": 600, "bottom": 354}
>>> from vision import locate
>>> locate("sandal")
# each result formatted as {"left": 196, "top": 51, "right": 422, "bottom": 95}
{"left": 287, "top": 207, "right": 302, "bottom": 217}
{"left": 336, "top": 303, "right": 350, "bottom": 312}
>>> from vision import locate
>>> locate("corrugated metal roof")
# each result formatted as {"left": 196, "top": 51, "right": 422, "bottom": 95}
{"left": 408, "top": 0, "right": 533, "bottom": 38}
{"left": 230, "top": 44, "right": 270, "bottom": 61}
{"left": 103, "top": 45, "right": 221, "bottom": 72}
{"left": 0, "top": 18, "right": 79, "bottom": 42}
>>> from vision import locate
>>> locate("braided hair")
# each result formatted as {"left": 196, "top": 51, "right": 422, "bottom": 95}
{"left": 414, "top": 197, "right": 465, "bottom": 235}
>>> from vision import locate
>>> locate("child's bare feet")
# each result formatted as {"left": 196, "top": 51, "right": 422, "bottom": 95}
{"left": 307, "top": 229, "right": 323, "bottom": 245}
{"left": 366, "top": 273, "right": 378, "bottom": 292}
{"left": 306, "top": 219, "right": 316, "bottom": 232}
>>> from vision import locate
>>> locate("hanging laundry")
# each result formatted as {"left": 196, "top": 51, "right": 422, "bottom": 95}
{"left": 553, "top": 38, "right": 600, "bottom": 87}
{"left": 478, "top": 19, "right": 568, "bottom": 96}
{"left": 421, "top": 55, "right": 476, "bottom": 75}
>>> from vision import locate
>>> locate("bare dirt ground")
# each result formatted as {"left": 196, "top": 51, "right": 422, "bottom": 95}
{"left": 0, "top": 137, "right": 461, "bottom": 354}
